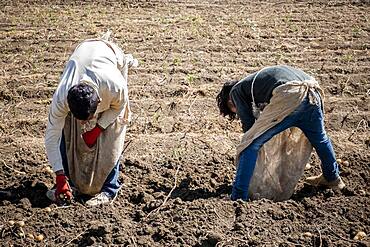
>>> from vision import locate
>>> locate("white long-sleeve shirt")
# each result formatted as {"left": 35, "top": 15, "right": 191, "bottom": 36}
{"left": 45, "top": 40, "right": 132, "bottom": 172}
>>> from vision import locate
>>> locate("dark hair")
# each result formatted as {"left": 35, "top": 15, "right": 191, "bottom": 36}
{"left": 216, "top": 80, "right": 238, "bottom": 120}
{"left": 67, "top": 83, "right": 99, "bottom": 120}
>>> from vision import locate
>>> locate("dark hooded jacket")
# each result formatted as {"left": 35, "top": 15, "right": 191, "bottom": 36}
{"left": 230, "top": 65, "right": 314, "bottom": 132}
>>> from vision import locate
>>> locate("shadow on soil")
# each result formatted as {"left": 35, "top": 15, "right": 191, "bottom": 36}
{"left": 74, "top": 225, "right": 110, "bottom": 247}
{"left": 291, "top": 184, "right": 321, "bottom": 201}
{"left": 0, "top": 179, "right": 51, "bottom": 208}
{"left": 292, "top": 183, "right": 355, "bottom": 202}
{"left": 170, "top": 177, "right": 232, "bottom": 201}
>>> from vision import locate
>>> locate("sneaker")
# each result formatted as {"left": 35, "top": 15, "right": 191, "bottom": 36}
{"left": 305, "top": 173, "right": 346, "bottom": 190}
{"left": 85, "top": 192, "right": 112, "bottom": 206}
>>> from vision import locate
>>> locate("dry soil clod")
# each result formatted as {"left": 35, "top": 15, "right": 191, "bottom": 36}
{"left": 358, "top": 190, "right": 366, "bottom": 196}
{"left": 17, "top": 221, "right": 25, "bottom": 227}
{"left": 35, "top": 234, "right": 44, "bottom": 241}
{"left": 342, "top": 160, "right": 350, "bottom": 166}
{"left": 354, "top": 231, "right": 366, "bottom": 240}
{"left": 45, "top": 166, "right": 53, "bottom": 174}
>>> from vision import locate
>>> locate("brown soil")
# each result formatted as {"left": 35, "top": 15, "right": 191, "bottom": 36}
{"left": 0, "top": 0, "right": 369, "bottom": 246}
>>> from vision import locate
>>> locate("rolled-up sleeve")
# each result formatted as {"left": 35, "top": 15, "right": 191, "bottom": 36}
{"left": 45, "top": 98, "right": 69, "bottom": 172}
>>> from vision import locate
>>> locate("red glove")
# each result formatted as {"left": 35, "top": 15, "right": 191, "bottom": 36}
{"left": 82, "top": 125, "right": 103, "bottom": 148}
{"left": 55, "top": 174, "right": 72, "bottom": 204}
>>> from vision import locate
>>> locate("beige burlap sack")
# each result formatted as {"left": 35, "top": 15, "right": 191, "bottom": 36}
{"left": 63, "top": 113, "right": 127, "bottom": 195}
{"left": 247, "top": 128, "right": 312, "bottom": 201}
{"left": 236, "top": 80, "right": 323, "bottom": 201}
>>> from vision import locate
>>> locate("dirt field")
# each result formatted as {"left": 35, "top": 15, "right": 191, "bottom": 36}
{"left": 0, "top": 0, "right": 369, "bottom": 246}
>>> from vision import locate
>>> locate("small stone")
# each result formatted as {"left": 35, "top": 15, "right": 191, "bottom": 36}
{"left": 210, "top": 178, "right": 217, "bottom": 188}
{"left": 353, "top": 231, "right": 366, "bottom": 240}
{"left": 173, "top": 197, "right": 182, "bottom": 205}
{"left": 303, "top": 232, "right": 313, "bottom": 237}
{"left": 305, "top": 163, "right": 312, "bottom": 170}
{"left": 31, "top": 179, "right": 38, "bottom": 187}
{"left": 2, "top": 200, "right": 11, "bottom": 206}
{"left": 35, "top": 234, "right": 44, "bottom": 241}
{"left": 27, "top": 233, "right": 35, "bottom": 239}
{"left": 144, "top": 226, "right": 155, "bottom": 235}
{"left": 8, "top": 220, "right": 15, "bottom": 226}
{"left": 142, "top": 192, "right": 155, "bottom": 203}
{"left": 342, "top": 160, "right": 349, "bottom": 166}
{"left": 336, "top": 158, "right": 342, "bottom": 164}
{"left": 19, "top": 198, "right": 31, "bottom": 209}
{"left": 17, "top": 221, "right": 25, "bottom": 227}
{"left": 358, "top": 190, "right": 366, "bottom": 196}
{"left": 44, "top": 166, "right": 53, "bottom": 174}
{"left": 45, "top": 207, "right": 52, "bottom": 213}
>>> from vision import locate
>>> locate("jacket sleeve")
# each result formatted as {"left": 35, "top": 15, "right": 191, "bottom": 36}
{"left": 96, "top": 91, "right": 126, "bottom": 129}
{"left": 231, "top": 90, "right": 255, "bottom": 133}
{"left": 45, "top": 98, "right": 69, "bottom": 172}
{"left": 96, "top": 72, "right": 129, "bottom": 129}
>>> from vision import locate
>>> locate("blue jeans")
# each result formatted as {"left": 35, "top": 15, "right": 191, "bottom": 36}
{"left": 60, "top": 134, "right": 122, "bottom": 198}
{"left": 231, "top": 93, "right": 340, "bottom": 201}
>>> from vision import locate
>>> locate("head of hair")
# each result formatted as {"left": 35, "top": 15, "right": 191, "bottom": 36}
{"left": 216, "top": 80, "right": 238, "bottom": 120}
{"left": 67, "top": 83, "right": 99, "bottom": 120}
